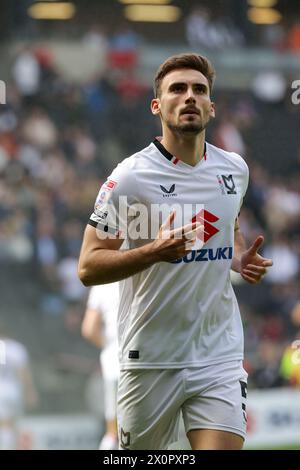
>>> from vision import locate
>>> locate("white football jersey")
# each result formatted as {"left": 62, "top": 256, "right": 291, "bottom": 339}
{"left": 89, "top": 139, "right": 249, "bottom": 370}
{"left": 87, "top": 283, "right": 119, "bottom": 380}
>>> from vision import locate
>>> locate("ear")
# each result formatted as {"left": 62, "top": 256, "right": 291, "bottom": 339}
{"left": 151, "top": 98, "right": 161, "bottom": 116}
{"left": 210, "top": 101, "right": 216, "bottom": 119}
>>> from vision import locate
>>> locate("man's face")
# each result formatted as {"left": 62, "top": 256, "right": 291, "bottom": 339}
{"left": 152, "top": 68, "right": 215, "bottom": 135}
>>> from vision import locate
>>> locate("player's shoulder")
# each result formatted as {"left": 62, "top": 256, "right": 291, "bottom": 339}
{"left": 116, "top": 142, "right": 154, "bottom": 172}
{"left": 207, "top": 142, "right": 248, "bottom": 174}
{"left": 108, "top": 143, "right": 155, "bottom": 190}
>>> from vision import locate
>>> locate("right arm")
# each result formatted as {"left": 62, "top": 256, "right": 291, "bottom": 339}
{"left": 78, "top": 212, "right": 201, "bottom": 286}
{"left": 78, "top": 225, "right": 159, "bottom": 286}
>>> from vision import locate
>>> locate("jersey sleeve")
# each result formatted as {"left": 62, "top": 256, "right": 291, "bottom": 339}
{"left": 88, "top": 160, "right": 138, "bottom": 240}
{"left": 239, "top": 159, "right": 249, "bottom": 213}
{"left": 230, "top": 152, "right": 249, "bottom": 214}
{"left": 241, "top": 159, "right": 249, "bottom": 198}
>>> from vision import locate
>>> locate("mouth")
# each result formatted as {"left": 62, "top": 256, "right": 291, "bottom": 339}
{"left": 180, "top": 109, "right": 200, "bottom": 116}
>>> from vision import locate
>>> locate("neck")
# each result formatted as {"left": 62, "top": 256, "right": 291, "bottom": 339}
{"left": 161, "top": 127, "right": 206, "bottom": 167}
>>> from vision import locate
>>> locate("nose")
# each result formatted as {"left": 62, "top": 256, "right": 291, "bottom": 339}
{"left": 185, "top": 88, "right": 196, "bottom": 104}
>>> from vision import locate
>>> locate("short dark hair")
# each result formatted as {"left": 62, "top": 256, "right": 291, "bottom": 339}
{"left": 154, "top": 53, "right": 215, "bottom": 98}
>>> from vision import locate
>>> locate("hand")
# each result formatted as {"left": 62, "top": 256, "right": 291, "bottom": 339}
{"left": 240, "top": 235, "right": 273, "bottom": 284}
{"left": 151, "top": 210, "right": 203, "bottom": 263}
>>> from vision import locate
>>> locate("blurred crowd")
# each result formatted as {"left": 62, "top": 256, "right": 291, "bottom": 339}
{"left": 0, "top": 34, "right": 300, "bottom": 416}
{"left": 186, "top": 6, "right": 300, "bottom": 53}
{"left": 6, "top": 0, "right": 300, "bottom": 53}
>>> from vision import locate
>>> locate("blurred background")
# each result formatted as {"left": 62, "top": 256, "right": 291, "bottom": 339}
{"left": 0, "top": 0, "right": 300, "bottom": 449}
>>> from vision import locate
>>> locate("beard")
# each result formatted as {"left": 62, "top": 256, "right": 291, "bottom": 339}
{"left": 167, "top": 122, "right": 203, "bottom": 134}
{"left": 165, "top": 114, "right": 211, "bottom": 135}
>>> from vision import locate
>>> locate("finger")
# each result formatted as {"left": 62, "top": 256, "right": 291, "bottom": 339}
{"left": 262, "top": 259, "right": 273, "bottom": 267}
{"left": 184, "top": 239, "right": 196, "bottom": 250}
{"left": 243, "top": 269, "right": 264, "bottom": 279}
{"left": 248, "top": 235, "right": 264, "bottom": 255}
{"left": 172, "top": 222, "right": 203, "bottom": 239}
{"left": 244, "top": 265, "right": 267, "bottom": 274}
{"left": 241, "top": 273, "right": 257, "bottom": 284}
{"left": 162, "top": 210, "right": 176, "bottom": 230}
{"left": 183, "top": 224, "right": 204, "bottom": 241}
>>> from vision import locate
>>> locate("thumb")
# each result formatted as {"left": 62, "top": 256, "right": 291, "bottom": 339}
{"left": 162, "top": 210, "right": 176, "bottom": 230}
{"left": 248, "top": 235, "right": 264, "bottom": 255}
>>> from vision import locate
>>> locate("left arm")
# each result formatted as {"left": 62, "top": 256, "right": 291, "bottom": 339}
{"left": 232, "top": 218, "right": 273, "bottom": 284}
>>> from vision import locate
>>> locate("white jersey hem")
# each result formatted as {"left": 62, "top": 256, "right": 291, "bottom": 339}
{"left": 120, "top": 354, "right": 244, "bottom": 370}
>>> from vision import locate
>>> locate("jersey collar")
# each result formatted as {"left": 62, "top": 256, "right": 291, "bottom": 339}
{"left": 153, "top": 137, "right": 207, "bottom": 166}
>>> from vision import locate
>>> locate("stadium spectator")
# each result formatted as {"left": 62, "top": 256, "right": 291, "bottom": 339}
{"left": 12, "top": 46, "right": 40, "bottom": 98}
{"left": 287, "top": 19, "right": 300, "bottom": 53}
{"left": 280, "top": 332, "right": 300, "bottom": 387}
{"left": 263, "top": 234, "right": 299, "bottom": 284}
{"left": 186, "top": 7, "right": 244, "bottom": 51}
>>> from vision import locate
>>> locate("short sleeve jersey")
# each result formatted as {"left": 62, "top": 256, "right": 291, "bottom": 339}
{"left": 88, "top": 140, "right": 249, "bottom": 370}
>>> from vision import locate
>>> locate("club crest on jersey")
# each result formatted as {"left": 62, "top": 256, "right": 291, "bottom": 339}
{"left": 217, "top": 174, "right": 237, "bottom": 195}
{"left": 160, "top": 184, "right": 177, "bottom": 197}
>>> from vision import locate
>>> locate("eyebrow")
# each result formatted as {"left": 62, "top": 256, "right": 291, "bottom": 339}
{"left": 168, "top": 82, "right": 208, "bottom": 92}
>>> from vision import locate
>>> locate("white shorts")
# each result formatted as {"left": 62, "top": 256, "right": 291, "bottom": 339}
{"left": 117, "top": 360, "right": 248, "bottom": 450}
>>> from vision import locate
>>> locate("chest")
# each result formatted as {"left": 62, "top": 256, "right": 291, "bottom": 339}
{"left": 136, "top": 166, "right": 243, "bottom": 228}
